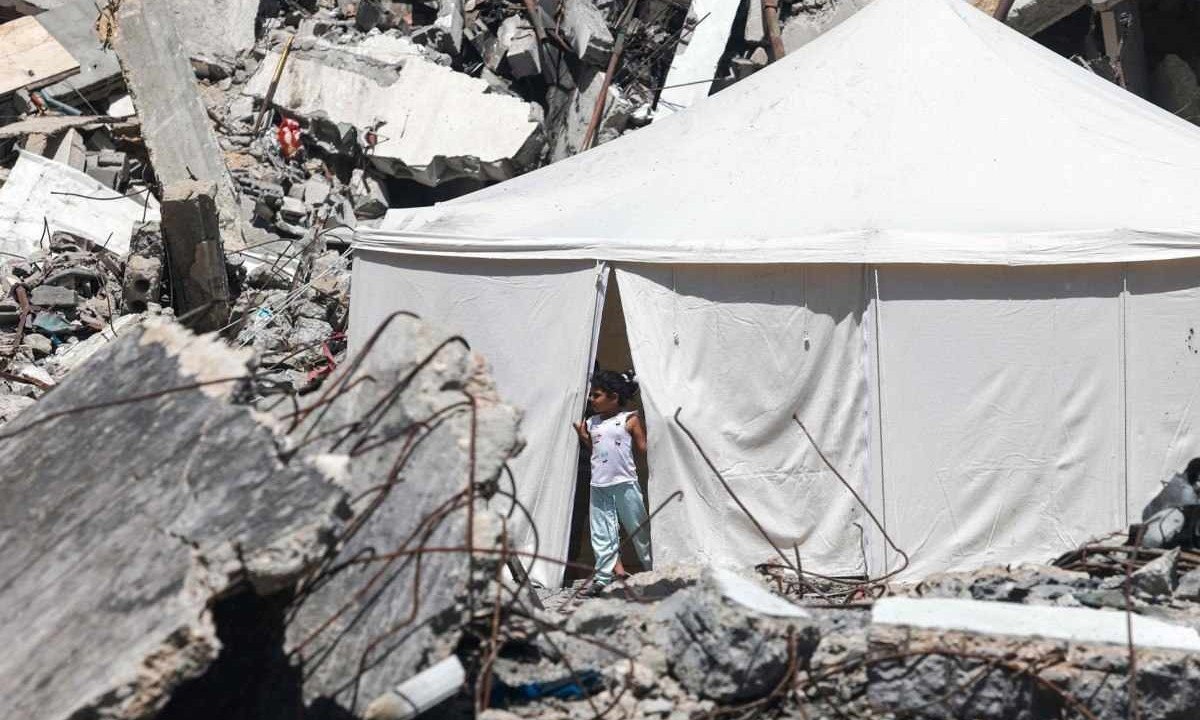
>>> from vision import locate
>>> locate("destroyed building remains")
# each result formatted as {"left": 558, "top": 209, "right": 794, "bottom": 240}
{"left": 9, "top": 0, "right": 1200, "bottom": 717}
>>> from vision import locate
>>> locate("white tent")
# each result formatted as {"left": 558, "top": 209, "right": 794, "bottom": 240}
{"left": 351, "top": 0, "right": 1200, "bottom": 585}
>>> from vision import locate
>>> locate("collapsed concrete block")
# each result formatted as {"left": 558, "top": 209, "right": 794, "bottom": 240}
{"left": 30, "top": 284, "right": 77, "bottom": 309}
{"left": 160, "top": 181, "right": 233, "bottom": 333}
{"left": 350, "top": 168, "right": 389, "bottom": 218}
{"left": 1177, "top": 567, "right": 1200, "bottom": 601}
{"left": 286, "top": 314, "right": 522, "bottom": 713}
{"left": 244, "top": 39, "right": 544, "bottom": 184}
{"left": 655, "top": 568, "right": 819, "bottom": 702}
{"left": 0, "top": 150, "right": 160, "bottom": 259}
{"left": 869, "top": 598, "right": 1200, "bottom": 719}
{"left": 561, "top": 0, "right": 614, "bottom": 67}
{"left": 972, "top": 0, "right": 1089, "bottom": 36}
{"left": 434, "top": 0, "right": 465, "bottom": 52}
{"left": 35, "top": 0, "right": 123, "bottom": 100}
{"left": 779, "top": 0, "right": 872, "bottom": 53}
{"left": 1131, "top": 548, "right": 1179, "bottom": 596}
{"left": 113, "top": 0, "right": 246, "bottom": 251}
{"left": 0, "top": 321, "right": 346, "bottom": 720}
{"left": 163, "top": 0, "right": 259, "bottom": 71}
{"left": 499, "top": 16, "right": 542, "bottom": 79}
{"left": 122, "top": 254, "right": 163, "bottom": 314}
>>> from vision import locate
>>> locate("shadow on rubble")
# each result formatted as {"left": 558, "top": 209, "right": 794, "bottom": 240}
{"left": 158, "top": 586, "right": 306, "bottom": 720}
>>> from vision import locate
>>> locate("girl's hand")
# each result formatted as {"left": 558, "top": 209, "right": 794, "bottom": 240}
{"left": 573, "top": 421, "right": 590, "bottom": 445}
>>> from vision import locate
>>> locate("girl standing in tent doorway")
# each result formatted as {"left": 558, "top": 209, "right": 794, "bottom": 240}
{"left": 573, "top": 370, "right": 653, "bottom": 593}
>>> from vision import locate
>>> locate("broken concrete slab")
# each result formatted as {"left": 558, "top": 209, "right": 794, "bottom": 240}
{"left": 0, "top": 15, "right": 79, "bottom": 96}
{"left": 0, "top": 150, "right": 160, "bottom": 259}
{"left": 0, "top": 321, "right": 346, "bottom": 720}
{"left": 779, "top": 0, "right": 872, "bottom": 53}
{"left": 654, "top": 0, "right": 742, "bottom": 118}
{"left": 434, "top": 0, "right": 464, "bottom": 52}
{"left": 872, "top": 597, "right": 1200, "bottom": 651}
{"left": 870, "top": 597, "right": 1200, "bottom": 719}
{"left": 285, "top": 314, "right": 522, "bottom": 713}
{"left": 497, "top": 15, "right": 541, "bottom": 79}
{"left": 561, "top": 0, "right": 613, "bottom": 67}
{"left": 35, "top": 0, "right": 123, "bottom": 100}
{"left": 160, "top": 181, "right": 233, "bottom": 333}
{"left": 164, "top": 0, "right": 259, "bottom": 71}
{"left": 972, "top": 0, "right": 1088, "bottom": 36}
{"left": 112, "top": 0, "right": 246, "bottom": 250}
{"left": 0, "top": 114, "right": 134, "bottom": 141}
{"left": 245, "top": 38, "right": 544, "bottom": 185}
{"left": 656, "top": 568, "right": 819, "bottom": 702}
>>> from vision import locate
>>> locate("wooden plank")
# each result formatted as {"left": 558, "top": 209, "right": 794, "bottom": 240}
{"left": 0, "top": 16, "right": 80, "bottom": 96}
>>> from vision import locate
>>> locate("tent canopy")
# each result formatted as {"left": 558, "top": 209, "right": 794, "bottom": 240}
{"left": 358, "top": 0, "right": 1200, "bottom": 264}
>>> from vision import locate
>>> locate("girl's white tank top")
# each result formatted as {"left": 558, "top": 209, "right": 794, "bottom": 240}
{"left": 586, "top": 411, "right": 638, "bottom": 488}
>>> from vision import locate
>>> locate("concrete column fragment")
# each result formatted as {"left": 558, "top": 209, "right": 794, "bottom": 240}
{"left": 111, "top": 0, "right": 245, "bottom": 251}
{"left": 160, "top": 181, "right": 232, "bottom": 333}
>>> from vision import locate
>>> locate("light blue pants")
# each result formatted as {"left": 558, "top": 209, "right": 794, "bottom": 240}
{"left": 590, "top": 481, "right": 652, "bottom": 585}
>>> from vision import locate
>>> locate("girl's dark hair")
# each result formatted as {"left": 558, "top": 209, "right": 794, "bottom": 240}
{"left": 591, "top": 369, "right": 639, "bottom": 405}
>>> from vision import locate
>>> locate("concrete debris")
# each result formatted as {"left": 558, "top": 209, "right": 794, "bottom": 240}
{"left": 561, "top": 0, "right": 614, "bottom": 66}
{"left": 244, "top": 36, "right": 545, "bottom": 185}
{"left": 286, "top": 313, "right": 522, "bottom": 711}
{"left": 111, "top": 0, "right": 246, "bottom": 251}
{"left": 0, "top": 321, "right": 346, "bottom": 720}
{"left": 0, "top": 150, "right": 160, "bottom": 259}
{"left": 779, "top": 0, "right": 872, "bottom": 53}
{"left": 34, "top": 0, "right": 124, "bottom": 100}
{"left": 165, "top": 0, "right": 259, "bottom": 73}
{"left": 159, "top": 181, "right": 233, "bottom": 333}
{"left": 1151, "top": 54, "right": 1200, "bottom": 126}
{"left": 655, "top": 0, "right": 743, "bottom": 118}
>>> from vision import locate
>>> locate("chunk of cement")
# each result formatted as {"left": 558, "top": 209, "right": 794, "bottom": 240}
{"left": 499, "top": 16, "right": 542, "bottom": 78}
{"left": 977, "top": 0, "right": 1089, "bottom": 36}
{"left": 561, "top": 0, "right": 613, "bottom": 66}
{"left": 1131, "top": 548, "right": 1179, "bottom": 596}
{"left": 285, "top": 314, "right": 522, "bottom": 712}
{"left": 36, "top": 0, "right": 124, "bottom": 100}
{"left": 654, "top": 0, "right": 743, "bottom": 118}
{"left": 779, "top": 0, "right": 872, "bottom": 54}
{"left": 0, "top": 150, "right": 160, "bottom": 258}
{"left": 656, "top": 567, "right": 820, "bottom": 702}
{"left": 871, "top": 597, "right": 1200, "bottom": 651}
{"left": 1176, "top": 567, "right": 1200, "bottom": 601}
{"left": 434, "top": 0, "right": 464, "bottom": 52}
{"left": 112, "top": 0, "right": 246, "bottom": 250}
{"left": 160, "top": 181, "right": 233, "bottom": 333}
{"left": 164, "top": 0, "right": 258, "bottom": 70}
{"left": 0, "top": 321, "right": 346, "bottom": 720}
{"left": 244, "top": 39, "right": 544, "bottom": 185}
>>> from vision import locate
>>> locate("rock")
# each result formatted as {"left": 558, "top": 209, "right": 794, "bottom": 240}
{"left": 21, "top": 333, "right": 52, "bottom": 357}
{"left": 303, "top": 177, "right": 332, "bottom": 207}
{"left": 499, "top": 16, "right": 541, "bottom": 79}
{"left": 1131, "top": 549, "right": 1179, "bottom": 597}
{"left": 1177, "top": 567, "right": 1200, "bottom": 601}
{"left": 656, "top": 568, "right": 819, "bottom": 702}
{"left": 30, "top": 283, "right": 77, "bottom": 309}
{"left": 0, "top": 321, "right": 346, "bottom": 720}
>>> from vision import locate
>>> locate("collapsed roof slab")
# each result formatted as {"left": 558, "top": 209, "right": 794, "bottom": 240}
{"left": 244, "top": 40, "right": 545, "bottom": 185}
{"left": 35, "top": 0, "right": 123, "bottom": 101}
{"left": 0, "top": 150, "right": 160, "bottom": 258}
{"left": 0, "top": 321, "right": 346, "bottom": 720}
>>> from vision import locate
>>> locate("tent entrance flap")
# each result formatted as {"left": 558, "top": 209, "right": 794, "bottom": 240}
{"left": 564, "top": 273, "right": 652, "bottom": 585}
{"left": 348, "top": 251, "right": 605, "bottom": 587}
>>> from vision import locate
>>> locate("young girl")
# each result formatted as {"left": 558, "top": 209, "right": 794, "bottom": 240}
{"left": 573, "top": 369, "right": 653, "bottom": 592}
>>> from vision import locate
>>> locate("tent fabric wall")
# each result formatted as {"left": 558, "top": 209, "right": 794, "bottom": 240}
{"left": 349, "top": 251, "right": 604, "bottom": 586}
{"left": 1126, "top": 259, "right": 1200, "bottom": 519}
{"left": 873, "top": 265, "right": 1125, "bottom": 578}
{"left": 616, "top": 265, "right": 875, "bottom": 575}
